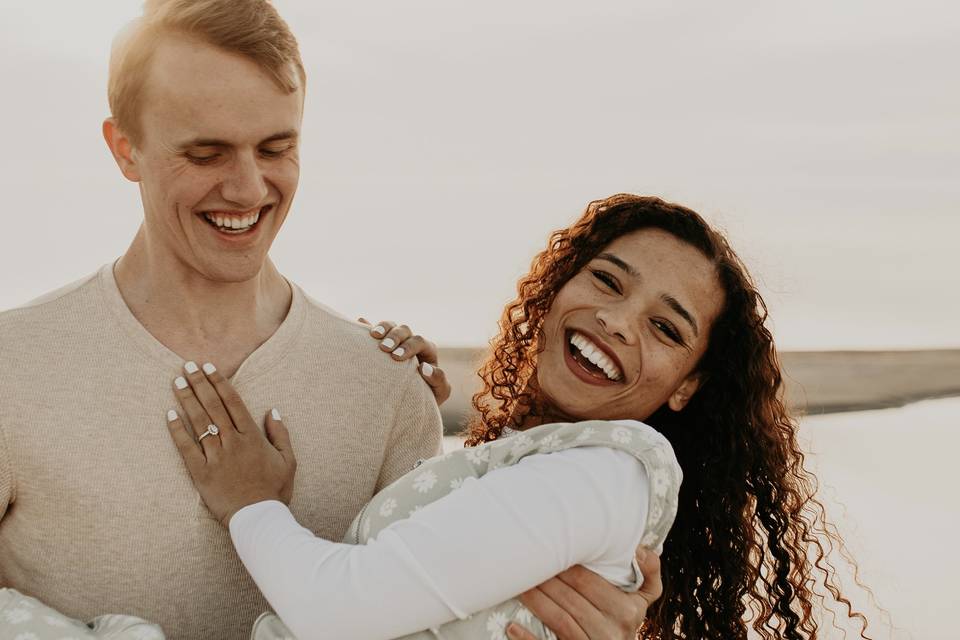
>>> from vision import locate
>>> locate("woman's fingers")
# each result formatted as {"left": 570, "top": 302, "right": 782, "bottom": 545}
{"left": 367, "top": 320, "right": 395, "bottom": 339}
{"left": 200, "top": 364, "right": 257, "bottom": 434}
{"left": 378, "top": 324, "right": 413, "bottom": 355}
{"left": 264, "top": 409, "right": 297, "bottom": 505}
{"left": 182, "top": 361, "right": 235, "bottom": 437}
{"left": 365, "top": 321, "right": 439, "bottom": 365}
{"left": 362, "top": 319, "right": 450, "bottom": 403}
{"left": 165, "top": 409, "right": 205, "bottom": 473}
{"left": 173, "top": 374, "right": 221, "bottom": 457}
{"left": 419, "top": 362, "right": 451, "bottom": 405}
{"left": 385, "top": 335, "right": 436, "bottom": 362}
{"left": 264, "top": 409, "right": 294, "bottom": 461}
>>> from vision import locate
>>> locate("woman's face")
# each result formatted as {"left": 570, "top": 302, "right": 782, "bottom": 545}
{"left": 537, "top": 228, "right": 725, "bottom": 422}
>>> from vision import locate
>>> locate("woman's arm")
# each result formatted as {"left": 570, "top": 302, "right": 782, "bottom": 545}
{"left": 359, "top": 320, "right": 663, "bottom": 640}
{"left": 166, "top": 363, "right": 651, "bottom": 640}
{"left": 229, "top": 446, "right": 649, "bottom": 640}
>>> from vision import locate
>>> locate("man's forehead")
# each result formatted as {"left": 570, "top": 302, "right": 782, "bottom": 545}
{"left": 142, "top": 34, "right": 303, "bottom": 143}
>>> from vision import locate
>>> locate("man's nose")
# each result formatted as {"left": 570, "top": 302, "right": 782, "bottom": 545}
{"left": 221, "top": 152, "right": 268, "bottom": 207}
{"left": 596, "top": 303, "right": 638, "bottom": 345}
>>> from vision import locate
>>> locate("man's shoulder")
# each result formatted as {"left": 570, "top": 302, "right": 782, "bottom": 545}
{"left": 0, "top": 269, "right": 102, "bottom": 338}
{"left": 296, "top": 287, "right": 421, "bottom": 384}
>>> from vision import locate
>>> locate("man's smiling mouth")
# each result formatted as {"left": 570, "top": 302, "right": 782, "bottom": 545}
{"left": 200, "top": 205, "right": 273, "bottom": 234}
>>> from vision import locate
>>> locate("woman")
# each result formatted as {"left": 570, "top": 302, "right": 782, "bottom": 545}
{"left": 166, "top": 194, "right": 874, "bottom": 639}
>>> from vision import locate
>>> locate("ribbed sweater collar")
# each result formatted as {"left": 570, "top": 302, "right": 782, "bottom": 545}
{"left": 97, "top": 259, "right": 307, "bottom": 383}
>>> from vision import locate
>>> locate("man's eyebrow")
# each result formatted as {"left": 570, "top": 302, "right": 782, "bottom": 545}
{"left": 178, "top": 130, "right": 299, "bottom": 148}
{"left": 260, "top": 130, "right": 299, "bottom": 144}
{"left": 662, "top": 294, "right": 699, "bottom": 337}
{"left": 596, "top": 252, "right": 699, "bottom": 337}
{"left": 178, "top": 137, "right": 229, "bottom": 149}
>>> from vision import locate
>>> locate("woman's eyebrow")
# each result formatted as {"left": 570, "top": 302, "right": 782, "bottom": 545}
{"left": 596, "top": 252, "right": 638, "bottom": 277}
{"left": 662, "top": 294, "right": 699, "bottom": 337}
{"left": 596, "top": 252, "right": 699, "bottom": 336}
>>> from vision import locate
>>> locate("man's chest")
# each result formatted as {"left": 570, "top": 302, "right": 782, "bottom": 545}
{"left": 3, "top": 369, "right": 395, "bottom": 535}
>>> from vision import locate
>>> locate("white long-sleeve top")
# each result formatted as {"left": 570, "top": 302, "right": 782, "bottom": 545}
{"left": 230, "top": 445, "right": 650, "bottom": 640}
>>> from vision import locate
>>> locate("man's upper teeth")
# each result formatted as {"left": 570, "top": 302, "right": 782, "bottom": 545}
{"left": 569, "top": 332, "right": 623, "bottom": 381}
{"left": 205, "top": 212, "right": 260, "bottom": 229}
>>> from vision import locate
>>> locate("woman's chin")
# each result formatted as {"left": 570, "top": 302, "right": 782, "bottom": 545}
{"left": 538, "top": 386, "right": 602, "bottom": 422}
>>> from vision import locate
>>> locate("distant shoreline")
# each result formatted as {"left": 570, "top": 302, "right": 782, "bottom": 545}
{"left": 435, "top": 348, "right": 960, "bottom": 434}
{"left": 796, "top": 389, "right": 960, "bottom": 416}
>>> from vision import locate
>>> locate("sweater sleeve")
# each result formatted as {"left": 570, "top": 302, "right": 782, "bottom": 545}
{"left": 230, "top": 446, "right": 649, "bottom": 640}
{"left": 375, "top": 366, "right": 443, "bottom": 491}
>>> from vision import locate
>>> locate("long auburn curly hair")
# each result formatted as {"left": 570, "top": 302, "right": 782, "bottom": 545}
{"left": 463, "top": 194, "right": 874, "bottom": 639}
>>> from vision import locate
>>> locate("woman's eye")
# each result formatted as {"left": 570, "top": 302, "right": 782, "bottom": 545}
{"left": 590, "top": 270, "right": 620, "bottom": 293}
{"left": 653, "top": 320, "right": 682, "bottom": 344}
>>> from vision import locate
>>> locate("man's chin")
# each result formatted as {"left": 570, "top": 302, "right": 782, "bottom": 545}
{"left": 196, "top": 254, "right": 269, "bottom": 284}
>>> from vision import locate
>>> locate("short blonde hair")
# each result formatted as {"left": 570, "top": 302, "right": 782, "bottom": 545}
{"left": 108, "top": 0, "right": 306, "bottom": 146}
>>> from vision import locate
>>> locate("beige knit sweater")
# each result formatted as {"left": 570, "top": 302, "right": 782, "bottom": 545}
{"left": 0, "top": 262, "right": 444, "bottom": 640}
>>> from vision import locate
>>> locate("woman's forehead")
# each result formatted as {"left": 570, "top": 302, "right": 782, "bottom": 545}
{"left": 599, "top": 228, "right": 725, "bottom": 326}
{"left": 601, "top": 229, "right": 709, "bottom": 271}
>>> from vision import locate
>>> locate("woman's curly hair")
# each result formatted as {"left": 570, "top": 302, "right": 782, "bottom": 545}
{"left": 463, "top": 194, "right": 874, "bottom": 639}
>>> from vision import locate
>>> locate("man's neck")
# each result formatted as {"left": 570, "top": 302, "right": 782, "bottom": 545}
{"left": 114, "top": 228, "right": 293, "bottom": 377}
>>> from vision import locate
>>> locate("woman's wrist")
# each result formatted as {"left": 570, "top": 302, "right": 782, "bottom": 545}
{"left": 227, "top": 499, "right": 289, "bottom": 532}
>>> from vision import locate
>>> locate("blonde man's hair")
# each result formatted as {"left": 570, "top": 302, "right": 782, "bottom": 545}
{"left": 108, "top": 0, "right": 306, "bottom": 146}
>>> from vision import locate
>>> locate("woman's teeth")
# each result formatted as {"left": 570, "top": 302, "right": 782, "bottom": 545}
{"left": 569, "top": 331, "right": 623, "bottom": 382}
{"left": 203, "top": 211, "right": 260, "bottom": 233}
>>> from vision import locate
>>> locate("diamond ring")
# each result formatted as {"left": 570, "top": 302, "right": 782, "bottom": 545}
{"left": 198, "top": 424, "right": 220, "bottom": 443}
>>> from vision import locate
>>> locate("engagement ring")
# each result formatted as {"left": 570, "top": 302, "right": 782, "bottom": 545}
{"left": 198, "top": 424, "right": 220, "bottom": 443}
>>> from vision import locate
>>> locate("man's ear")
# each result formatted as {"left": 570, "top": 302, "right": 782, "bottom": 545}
{"left": 667, "top": 372, "right": 703, "bottom": 412}
{"left": 102, "top": 118, "right": 141, "bottom": 182}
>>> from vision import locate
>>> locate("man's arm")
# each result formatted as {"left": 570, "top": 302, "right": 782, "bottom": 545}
{"left": 508, "top": 548, "right": 664, "bottom": 640}
{"left": 376, "top": 364, "right": 444, "bottom": 491}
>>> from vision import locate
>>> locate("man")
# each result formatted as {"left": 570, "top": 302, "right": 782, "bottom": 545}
{"left": 0, "top": 1, "right": 657, "bottom": 638}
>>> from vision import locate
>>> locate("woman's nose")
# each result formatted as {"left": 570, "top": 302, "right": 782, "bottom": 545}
{"left": 596, "top": 305, "right": 637, "bottom": 345}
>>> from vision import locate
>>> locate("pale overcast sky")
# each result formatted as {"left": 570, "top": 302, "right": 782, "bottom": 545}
{"left": 1, "top": 0, "right": 957, "bottom": 349}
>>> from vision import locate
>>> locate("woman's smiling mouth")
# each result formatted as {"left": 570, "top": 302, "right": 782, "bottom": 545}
{"left": 564, "top": 329, "right": 624, "bottom": 385}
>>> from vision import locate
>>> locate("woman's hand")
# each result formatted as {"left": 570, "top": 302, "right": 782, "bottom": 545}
{"left": 166, "top": 361, "right": 297, "bottom": 527}
{"left": 358, "top": 318, "right": 452, "bottom": 405}
{"left": 507, "top": 547, "right": 663, "bottom": 640}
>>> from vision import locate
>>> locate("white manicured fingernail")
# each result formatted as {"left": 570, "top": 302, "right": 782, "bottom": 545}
{"left": 372, "top": 325, "right": 385, "bottom": 336}
{"left": 393, "top": 347, "right": 405, "bottom": 357}
{"left": 381, "top": 338, "right": 395, "bottom": 349}
{"left": 184, "top": 361, "right": 199, "bottom": 374}
{"left": 421, "top": 362, "right": 434, "bottom": 377}
{"left": 271, "top": 408, "right": 281, "bottom": 421}
{"left": 174, "top": 376, "right": 188, "bottom": 390}
{"left": 167, "top": 409, "right": 178, "bottom": 422}
{"left": 202, "top": 362, "right": 216, "bottom": 375}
